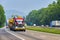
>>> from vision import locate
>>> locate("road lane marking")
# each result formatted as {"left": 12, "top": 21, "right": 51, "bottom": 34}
{"left": 5, "top": 30, "right": 25, "bottom": 40}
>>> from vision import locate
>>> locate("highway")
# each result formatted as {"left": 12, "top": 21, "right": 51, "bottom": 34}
{"left": 0, "top": 28, "right": 21, "bottom": 40}
{"left": 0, "top": 28, "right": 60, "bottom": 40}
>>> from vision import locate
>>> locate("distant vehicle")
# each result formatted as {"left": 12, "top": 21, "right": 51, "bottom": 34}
{"left": 8, "top": 15, "right": 26, "bottom": 31}
{"left": 50, "top": 21, "right": 60, "bottom": 27}
{"left": 33, "top": 24, "right": 36, "bottom": 26}
{"left": 45, "top": 25, "right": 49, "bottom": 27}
{"left": 41, "top": 25, "right": 44, "bottom": 27}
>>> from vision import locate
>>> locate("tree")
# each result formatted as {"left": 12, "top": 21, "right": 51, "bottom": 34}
{"left": 0, "top": 5, "right": 6, "bottom": 27}
{"left": 57, "top": 0, "right": 60, "bottom": 5}
{"left": 26, "top": 0, "right": 60, "bottom": 26}
{"left": 26, "top": 10, "right": 39, "bottom": 25}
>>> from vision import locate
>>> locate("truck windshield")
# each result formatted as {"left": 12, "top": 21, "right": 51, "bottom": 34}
{"left": 17, "top": 20, "right": 22, "bottom": 24}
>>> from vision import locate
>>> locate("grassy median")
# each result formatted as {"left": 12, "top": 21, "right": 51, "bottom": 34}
{"left": 0, "top": 26, "right": 2, "bottom": 28}
{"left": 26, "top": 26, "right": 60, "bottom": 34}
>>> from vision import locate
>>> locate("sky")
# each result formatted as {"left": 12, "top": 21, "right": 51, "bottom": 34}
{"left": 0, "top": 0, "right": 56, "bottom": 19}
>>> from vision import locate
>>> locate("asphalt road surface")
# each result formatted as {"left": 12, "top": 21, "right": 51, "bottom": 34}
{"left": 0, "top": 28, "right": 60, "bottom": 40}
{"left": 0, "top": 28, "right": 21, "bottom": 40}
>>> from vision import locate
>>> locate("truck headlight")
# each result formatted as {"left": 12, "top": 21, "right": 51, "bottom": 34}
{"left": 23, "top": 27, "right": 25, "bottom": 28}
{"left": 16, "top": 27, "right": 18, "bottom": 28}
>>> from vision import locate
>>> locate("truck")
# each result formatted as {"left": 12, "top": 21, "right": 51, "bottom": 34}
{"left": 50, "top": 21, "right": 60, "bottom": 27}
{"left": 8, "top": 15, "right": 26, "bottom": 31}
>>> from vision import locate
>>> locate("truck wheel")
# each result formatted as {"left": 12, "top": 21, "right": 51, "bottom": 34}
{"left": 10, "top": 28, "right": 14, "bottom": 31}
{"left": 10, "top": 28, "right": 13, "bottom": 30}
{"left": 23, "top": 30, "right": 26, "bottom": 32}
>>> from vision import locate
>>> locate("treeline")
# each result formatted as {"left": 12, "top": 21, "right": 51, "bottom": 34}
{"left": 26, "top": 0, "right": 60, "bottom": 26}
{"left": 0, "top": 5, "right": 6, "bottom": 27}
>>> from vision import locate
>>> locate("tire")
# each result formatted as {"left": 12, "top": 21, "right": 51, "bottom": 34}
{"left": 10, "top": 28, "right": 13, "bottom": 30}
{"left": 23, "top": 30, "right": 26, "bottom": 32}
{"left": 10, "top": 27, "right": 15, "bottom": 31}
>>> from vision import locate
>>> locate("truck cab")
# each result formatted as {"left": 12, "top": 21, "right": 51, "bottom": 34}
{"left": 8, "top": 16, "right": 26, "bottom": 31}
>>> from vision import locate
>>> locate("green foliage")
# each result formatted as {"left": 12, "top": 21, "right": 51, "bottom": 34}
{"left": 0, "top": 5, "right": 6, "bottom": 27}
{"left": 26, "top": 0, "right": 60, "bottom": 25}
{"left": 27, "top": 27, "right": 60, "bottom": 34}
{"left": 26, "top": 10, "right": 39, "bottom": 25}
{"left": 57, "top": 0, "right": 60, "bottom": 5}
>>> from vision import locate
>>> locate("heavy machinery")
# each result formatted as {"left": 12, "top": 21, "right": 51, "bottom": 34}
{"left": 8, "top": 15, "right": 26, "bottom": 31}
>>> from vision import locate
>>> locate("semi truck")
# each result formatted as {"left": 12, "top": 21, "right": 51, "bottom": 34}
{"left": 50, "top": 21, "right": 60, "bottom": 27}
{"left": 8, "top": 16, "right": 26, "bottom": 31}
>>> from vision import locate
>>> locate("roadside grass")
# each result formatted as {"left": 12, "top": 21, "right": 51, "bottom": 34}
{"left": 0, "top": 26, "right": 3, "bottom": 28}
{"left": 26, "top": 26, "right": 60, "bottom": 34}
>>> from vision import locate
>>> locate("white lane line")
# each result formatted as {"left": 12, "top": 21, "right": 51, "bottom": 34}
{"left": 5, "top": 30, "right": 25, "bottom": 40}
